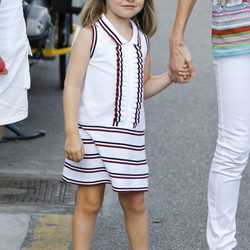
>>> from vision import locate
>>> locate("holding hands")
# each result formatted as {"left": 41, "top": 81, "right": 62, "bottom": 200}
{"left": 169, "top": 39, "right": 195, "bottom": 84}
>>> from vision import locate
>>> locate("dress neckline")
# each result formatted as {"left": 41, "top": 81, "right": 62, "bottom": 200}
{"left": 99, "top": 13, "right": 138, "bottom": 45}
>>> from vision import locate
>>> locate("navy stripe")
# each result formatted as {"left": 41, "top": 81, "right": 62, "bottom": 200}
{"left": 99, "top": 17, "right": 122, "bottom": 45}
{"left": 102, "top": 156, "right": 146, "bottom": 163}
{"left": 133, "top": 39, "right": 143, "bottom": 127}
{"left": 64, "top": 161, "right": 104, "bottom": 171}
{"left": 62, "top": 176, "right": 148, "bottom": 192}
{"left": 83, "top": 140, "right": 145, "bottom": 149}
{"left": 64, "top": 164, "right": 106, "bottom": 173}
{"left": 90, "top": 24, "right": 97, "bottom": 58}
{"left": 81, "top": 139, "right": 93, "bottom": 142}
{"left": 109, "top": 171, "right": 148, "bottom": 177}
{"left": 110, "top": 175, "right": 148, "bottom": 180}
{"left": 78, "top": 124, "right": 145, "bottom": 134}
{"left": 81, "top": 140, "right": 145, "bottom": 151}
{"left": 113, "top": 186, "right": 148, "bottom": 191}
{"left": 62, "top": 176, "right": 110, "bottom": 185}
{"left": 117, "top": 44, "right": 123, "bottom": 125}
{"left": 103, "top": 160, "right": 147, "bottom": 166}
{"left": 84, "top": 153, "right": 100, "bottom": 156}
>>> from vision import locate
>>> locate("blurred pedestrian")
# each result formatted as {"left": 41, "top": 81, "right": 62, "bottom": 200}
{"left": 0, "top": 0, "right": 31, "bottom": 140}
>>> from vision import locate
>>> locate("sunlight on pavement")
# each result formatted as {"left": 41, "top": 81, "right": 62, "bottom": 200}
{"left": 27, "top": 215, "right": 72, "bottom": 250}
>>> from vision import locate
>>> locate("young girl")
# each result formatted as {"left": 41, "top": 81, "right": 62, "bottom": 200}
{"left": 62, "top": 0, "right": 189, "bottom": 249}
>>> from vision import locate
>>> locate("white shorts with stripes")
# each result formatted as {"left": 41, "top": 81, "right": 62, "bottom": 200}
{"left": 62, "top": 125, "right": 149, "bottom": 192}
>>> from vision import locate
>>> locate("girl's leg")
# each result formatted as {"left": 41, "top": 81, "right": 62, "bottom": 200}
{"left": 118, "top": 192, "right": 148, "bottom": 250}
{"left": 0, "top": 125, "right": 4, "bottom": 140}
{"left": 73, "top": 184, "right": 105, "bottom": 250}
{"left": 207, "top": 54, "right": 250, "bottom": 250}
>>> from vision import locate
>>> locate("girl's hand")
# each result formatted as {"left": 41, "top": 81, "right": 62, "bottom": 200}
{"left": 178, "top": 63, "right": 191, "bottom": 82}
{"left": 64, "top": 133, "right": 84, "bottom": 162}
{"left": 169, "top": 63, "right": 190, "bottom": 83}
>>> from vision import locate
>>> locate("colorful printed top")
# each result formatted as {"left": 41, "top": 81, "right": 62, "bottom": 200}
{"left": 212, "top": 0, "right": 250, "bottom": 57}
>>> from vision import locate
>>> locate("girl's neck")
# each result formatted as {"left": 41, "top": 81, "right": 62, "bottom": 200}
{"left": 105, "top": 10, "right": 133, "bottom": 42}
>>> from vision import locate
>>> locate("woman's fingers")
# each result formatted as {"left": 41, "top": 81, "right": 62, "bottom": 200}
{"left": 187, "top": 60, "right": 196, "bottom": 77}
{"left": 177, "top": 44, "right": 192, "bottom": 62}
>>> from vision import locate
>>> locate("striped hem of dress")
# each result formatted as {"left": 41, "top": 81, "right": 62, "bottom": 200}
{"left": 62, "top": 175, "right": 148, "bottom": 192}
{"left": 78, "top": 124, "right": 145, "bottom": 136}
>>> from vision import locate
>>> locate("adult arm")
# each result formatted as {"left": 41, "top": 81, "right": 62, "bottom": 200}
{"left": 169, "top": 0, "right": 197, "bottom": 83}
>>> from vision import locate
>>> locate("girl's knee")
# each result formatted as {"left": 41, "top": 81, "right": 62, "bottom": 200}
{"left": 75, "top": 187, "right": 104, "bottom": 215}
{"left": 119, "top": 192, "right": 146, "bottom": 215}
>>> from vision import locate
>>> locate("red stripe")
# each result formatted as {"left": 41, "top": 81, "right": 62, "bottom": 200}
{"left": 64, "top": 164, "right": 106, "bottom": 173}
{"left": 98, "top": 19, "right": 122, "bottom": 126}
{"left": 82, "top": 141, "right": 145, "bottom": 151}
{"left": 112, "top": 188, "right": 148, "bottom": 193}
{"left": 113, "top": 45, "right": 121, "bottom": 126}
{"left": 109, "top": 175, "right": 148, "bottom": 179}
{"left": 84, "top": 156, "right": 101, "bottom": 159}
{"left": 95, "top": 144, "right": 145, "bottom": 151}
{"left": 82, "top": 127, "right": 144, "bottom": 136}
{"left": 212, "top": 26, "right": 250, "bottom": 36}
{"left": 90, "top": 25, "right": 94, "bottom": 53}
{"left": 62, "top": 177, "right": 110, "bottom": 186}
{"left": 103, "top": 159, "right": 147, "bottom": 166}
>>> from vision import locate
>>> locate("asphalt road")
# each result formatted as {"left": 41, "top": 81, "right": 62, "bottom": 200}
{"left": 1, "top": 1, "right": 250, "bottom": 249}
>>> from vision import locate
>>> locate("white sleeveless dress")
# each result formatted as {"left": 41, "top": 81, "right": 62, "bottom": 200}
{"left": 0, "top": 0, "right": 30, "bottom": 125}
{"left": 62, "top": 14, "right": 149, "bottom": 192}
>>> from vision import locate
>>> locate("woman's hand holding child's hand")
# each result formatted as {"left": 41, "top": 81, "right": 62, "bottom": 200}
{"left": 64, "top": 134, "right": 84, "bottom": 162}
{"left": 169, "top": 63, "right": 190, "bottom": 84}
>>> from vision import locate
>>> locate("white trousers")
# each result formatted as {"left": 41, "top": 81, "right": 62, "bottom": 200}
{"left": 207, "top": 54, "right": 250, "bottom": 250}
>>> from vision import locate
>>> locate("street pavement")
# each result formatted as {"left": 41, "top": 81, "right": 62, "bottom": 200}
{"left": 1, "top": 1, "right": 250, "bottom": 249}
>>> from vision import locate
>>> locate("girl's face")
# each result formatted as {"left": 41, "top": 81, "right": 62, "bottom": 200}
{"left": 105, "top": 0, "right": 145, "bottom": 19}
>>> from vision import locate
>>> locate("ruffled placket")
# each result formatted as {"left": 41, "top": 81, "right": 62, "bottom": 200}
{"left": 98, "top": 15, "right": 144, "bottom": 129}
{"left": 113, "top": 36, "right": 144, "bottom": 128}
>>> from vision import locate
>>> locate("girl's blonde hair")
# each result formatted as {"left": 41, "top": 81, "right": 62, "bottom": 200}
{"left": 80, "top": 0, "right": 157, "bottom": 37}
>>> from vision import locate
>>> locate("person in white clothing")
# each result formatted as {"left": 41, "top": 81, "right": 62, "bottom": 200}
{"left": 170, "top": 0, "right": 250, "bottom": 249}
{"left": 0, "top": 0, "right": 31, "bottom": 140}
{"left": 62, "top": 0, "right": 190, "bottom": 249}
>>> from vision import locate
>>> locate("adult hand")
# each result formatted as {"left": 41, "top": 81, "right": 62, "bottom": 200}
{"left": 169, "top": 38, "right": 195, "bottom": 83}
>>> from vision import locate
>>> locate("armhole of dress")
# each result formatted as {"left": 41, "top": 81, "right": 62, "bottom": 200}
{"left": 143, "top": 33, "right": 150, "bottom": 53}
{"left": 90, "top": 24, "right": 97, "bottom": 59}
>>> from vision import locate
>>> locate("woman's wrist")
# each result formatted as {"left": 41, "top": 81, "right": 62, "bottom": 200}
{"left": 169, "top": 33, "right": 184, "bottom": 50}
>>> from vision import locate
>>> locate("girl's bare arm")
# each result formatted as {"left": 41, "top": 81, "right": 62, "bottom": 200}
{"left": 144, "top": 50, "right": 189, "bottom": 99}
{"left": 63, "top": 27, "right": 92, "bottom": 161}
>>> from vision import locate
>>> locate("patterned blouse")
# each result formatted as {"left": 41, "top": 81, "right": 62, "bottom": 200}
{"left": 212, "top": 0, "right": 250, "bottom": 57}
